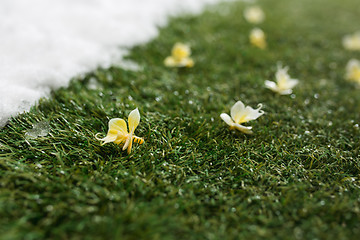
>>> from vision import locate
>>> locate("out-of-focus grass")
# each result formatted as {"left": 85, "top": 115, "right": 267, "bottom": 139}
{"left": 1, "top": 0, "right": 360, "bottom": 239}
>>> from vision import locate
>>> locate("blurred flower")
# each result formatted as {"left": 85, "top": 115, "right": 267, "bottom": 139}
{"left": 250, "top": 28, "right": 267, "bottom": 49}
{"left": 343, "top": 32, "right": 360, "bottom": 51}
{"left": 164, "top": 43, "right": 194, "bottom": 68}
{"left": 345, "top": 59, "right": 360, "bottom": 84}
{"left": 96, "top": 108, "right": 144, "bottom": 154}
{"left": 220, "top": 101, "right": 264, "bottom": 134}
{"left": 244, "top": 6, "right": 265, "bottom": 24}
{"left": 265, "top": 65, "right": 299, "bottom": 95}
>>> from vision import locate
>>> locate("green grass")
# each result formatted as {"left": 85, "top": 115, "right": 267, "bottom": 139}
{"left": 1, "top": 0, "right": 360, "bottom": 239}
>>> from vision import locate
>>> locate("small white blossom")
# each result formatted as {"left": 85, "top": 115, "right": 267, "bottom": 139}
{"left": 345, "top": 59, "right": 360, "bottom": 85}
{"left": 164, "top": 43, "right": 194, "bottom": 68}
{"left": 96, "top": 108, "right": 144, "bottom": 154}
{"left": 249, "top": 28, "right": 267, "bottom": 49}
{"left": 343, "top": 32, "right": 360, "bottom": 51}
{"left": 244, "top": 6, "right": 265, "bottom": 24}
{"left": 265, "top": 66, "right": 299, "bottom": 95}
{"left": 220, "top": 101, "right": 264, "bottom": 134}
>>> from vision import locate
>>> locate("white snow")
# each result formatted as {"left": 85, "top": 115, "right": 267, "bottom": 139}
{"left": 0, "top": 0, "right": 225, "bottom": 127}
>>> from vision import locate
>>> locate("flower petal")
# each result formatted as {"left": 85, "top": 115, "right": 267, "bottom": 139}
{"left": 108, "top": 118, "right": 128, "bottom": 134}
{"left": 230, "top": 101, "right": 245, "bottom": 123}
{"left": 220, "top": 113, "right": 234, "bottom": 127}
{"left": 114, "top": 134, "right": 127, "bottom": 145}
{"left": 275, "top": 66, "right": 289, "bottom": 81}
{"left": 184, "top": 58, "right": 194, "bottom": 68}
{"left": 95, "top": 129, "right": 118, "bottom": 145}
{"left": 284, "top": 78, "right": 299, "bottom": 89}
{"left": 264, "top": 80, "right": 277, "bottom": 90}
{"left": 278, "top": 89, "right": 293, "bottom": 95}
{"left": 127, "top": 137, "right": 133, "bottom": 154}
{"left": 128, "top": 108, "right": 140, "bottom": 133}
{"left": 164, "top": 56, "right": 176, "bottom": 67}
{"left": 241, "top": 105, "right": 265, "bottom": 122}
{"left": 233, "top": 123, "right": 253, "bottom": 134}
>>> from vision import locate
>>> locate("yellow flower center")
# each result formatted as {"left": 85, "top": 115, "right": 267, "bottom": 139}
{"left": 172, "top": 45, "right": 190, "bottom": 60}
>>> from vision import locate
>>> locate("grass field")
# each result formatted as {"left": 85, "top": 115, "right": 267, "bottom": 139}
{"left": 1, "top": 0, "right": 360, "bottom": 239}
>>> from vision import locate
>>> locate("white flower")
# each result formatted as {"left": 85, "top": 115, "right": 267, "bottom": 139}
{"left": 164, "top": 43, "right": 194, "bottom": 68}
{"left": 265, "top": 66, "right": 299, "bottom": 95}
{"left": 220, "top": 101, "right": 264, "bottom": 134}
{"left": 95, "top": 108, "right": 144, "bottom": 154}
{"left": 345, "top": 59, "right": 360, "bottom": 84}
{"left": 244, "top": 6, "right": 265, "bottom": 24}
{"left": 342, "top": 32, "right": 360, "bottom": 51}
{"left": 249, "top": 28, "right": 267, "bottom": 49}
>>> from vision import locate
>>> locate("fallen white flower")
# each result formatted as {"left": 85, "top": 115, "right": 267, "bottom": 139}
{"left": 164, "top": 43, "right": 194, "bottom": 68}
{"left": 343, "top": 32, "right": 360, "bottom": 51}
{"left": 244, "top": 6, "right": 265, "bottom": 24}
{"left": 96, "top": 108, "right": 144, "bottom": 154}
{"left": 265, "top": 66, "right": 299, "bottom": 95}
{"left": 220, "top": 101, "right": 264, "bottom": 134}
{"left": 249, "top": 28, "right": 267, "bottom": 49}
{"left": 345, "top": 59, "right": 360, "bottom": 85}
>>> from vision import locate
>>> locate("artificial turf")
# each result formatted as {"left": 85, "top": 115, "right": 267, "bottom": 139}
{"left": 1, "top": 0, "right": 360, "bottom": 239}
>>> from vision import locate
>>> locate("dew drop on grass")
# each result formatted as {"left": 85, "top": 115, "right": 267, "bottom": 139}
{"left": 87, "top": 77, "right": 100, "bottom": 90}
{"left": 106, "top": 73, "right": 113, "bottom": 82}
{"left": 46, "top": 205, "right": 54, "bottom": 212}
{"left": 25, "top": 121, "right": 50, "bottom": 139}
{"left": 314, "top": 93, "right": 319, "bottom": 99}
{"left": 291, "top": 94, "right": 296, "bottom": 99}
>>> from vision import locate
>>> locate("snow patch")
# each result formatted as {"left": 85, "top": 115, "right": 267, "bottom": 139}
{"left": 0, "top": 0, "right": 225, "bottom": 127}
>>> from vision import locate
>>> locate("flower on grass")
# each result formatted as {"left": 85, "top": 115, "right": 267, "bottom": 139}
{"left": 244, "top": 6, "right": 265, "bottom": 24}
{"left": 249, "top": 28, "right": 267, "bottom": 49}
{"left": 345, "top": 59, "right": 360, "bottom": 85}
{"left": 342, "top": 32, "right": 360, "bottom": 51}
{"left": 164, "top": 42, "right": 194, "bottom": 68}
{"left": 265, "top": 65, "right": 299, "bottom": 95}
{"left": 220, "top": 101, "right": 264, "bottom": 134}
{"left": 96, "top": 108, "right": 144, "bottom": 154}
